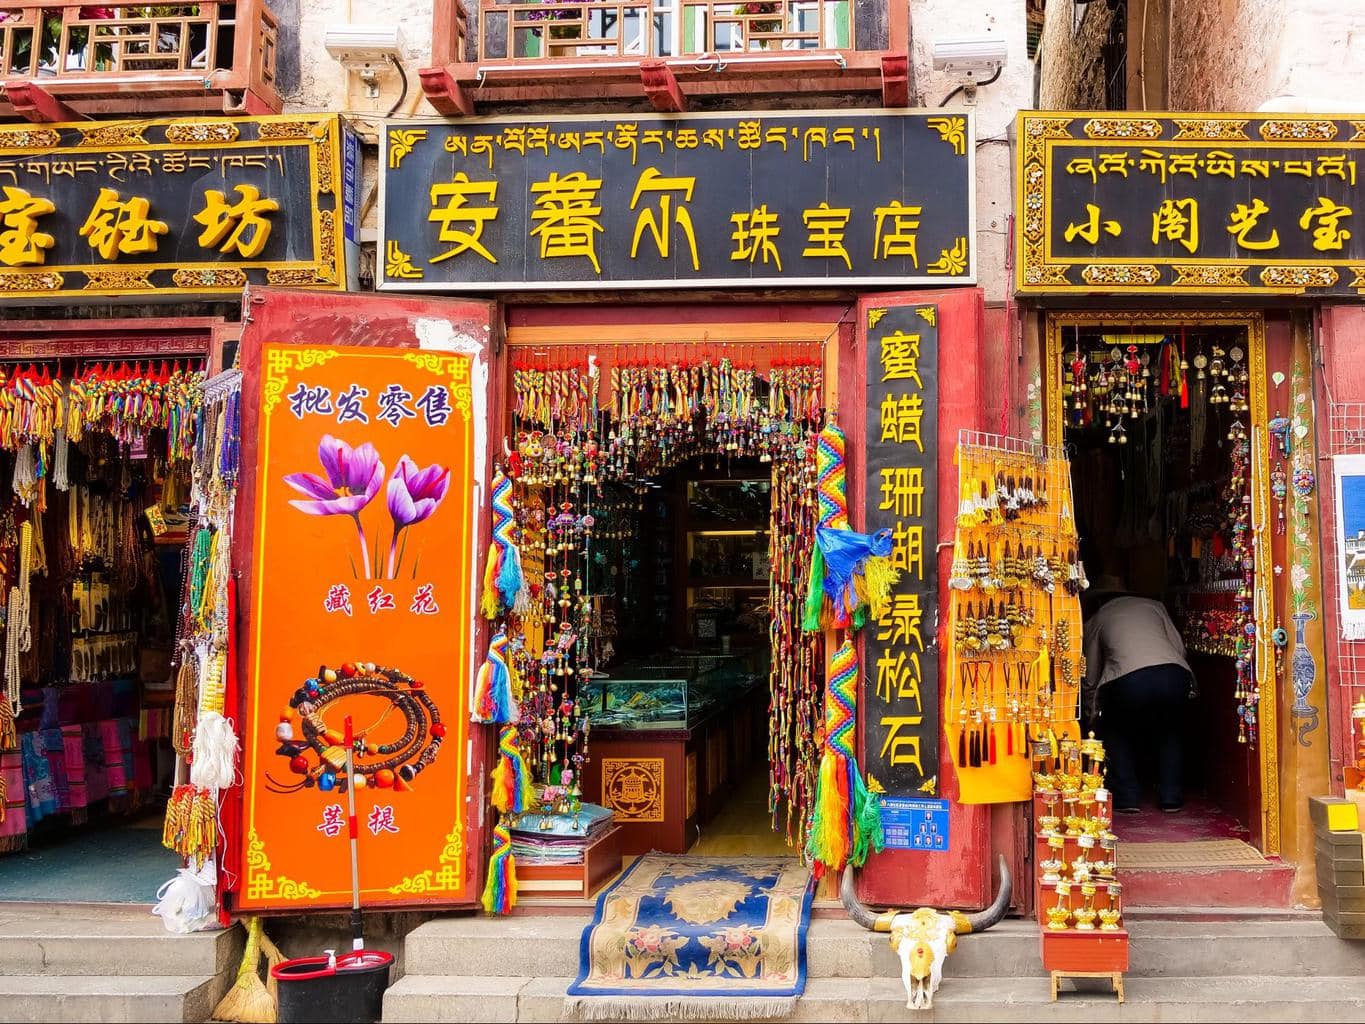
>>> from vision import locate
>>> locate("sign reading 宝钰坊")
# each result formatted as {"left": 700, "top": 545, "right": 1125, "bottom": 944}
{"left": 1018, "top": 112, "right": 1365, "bottom": 296}
{"left": 0, "top": 115, "right": 345, "bottom": 300}
{"left": 379, "top": 111, "right": 975, "bottom": 290}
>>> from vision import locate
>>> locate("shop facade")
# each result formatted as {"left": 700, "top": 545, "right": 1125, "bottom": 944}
{"left": 0, "top": 114, "right": 345, "bottom": 908}
{"left": 1015, "top": 110, "right": 1358, "bottom": 907}
{"left": 224, "top": 107, "right": 1034, "bottom": 919}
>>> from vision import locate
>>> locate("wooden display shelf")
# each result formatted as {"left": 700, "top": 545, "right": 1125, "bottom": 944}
{"left": 1043, "top": 929, "right": 1129, "bottom": 1003}
{"left": 516, "top": 825, "right": 624, "bottom": 899}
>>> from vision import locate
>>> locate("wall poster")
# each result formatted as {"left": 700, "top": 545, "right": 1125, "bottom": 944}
{"left": 238, "top": 344, "right": 476, "bottom": 910}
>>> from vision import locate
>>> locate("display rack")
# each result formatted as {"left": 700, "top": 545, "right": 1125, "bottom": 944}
{"left": 1031, "top": 735, "right": 1128, "bottom": 1003}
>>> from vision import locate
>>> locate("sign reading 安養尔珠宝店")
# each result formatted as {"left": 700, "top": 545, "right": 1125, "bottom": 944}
{"left": 379, "top": 111, "right": 976, "bottom": 290}
{"left": 1017, "top": 111, "right": 1365, "bottom": 296}
{"left": 0, "top": 116, "right": 345, "bottom": 300}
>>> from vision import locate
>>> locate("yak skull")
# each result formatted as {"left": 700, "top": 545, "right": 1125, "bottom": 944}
{"left": 842, "top": 855, "right": 1012, "bottom": 1012}
{"left": 888, "top": 907, "right": 960, "bottom": 1009}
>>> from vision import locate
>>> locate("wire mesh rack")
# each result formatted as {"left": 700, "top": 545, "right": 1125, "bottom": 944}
{"left": 1323, "top": 401, "right": 1365, "bottom": 784}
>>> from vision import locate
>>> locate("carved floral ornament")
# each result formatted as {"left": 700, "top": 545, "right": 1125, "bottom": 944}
{"left": 1017, "top": 112, "right": 1365, "bottom": 296}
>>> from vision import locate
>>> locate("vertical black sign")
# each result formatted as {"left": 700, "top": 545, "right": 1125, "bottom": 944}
{"left": 863, "top": 303, "right": 939, "bottom": 796}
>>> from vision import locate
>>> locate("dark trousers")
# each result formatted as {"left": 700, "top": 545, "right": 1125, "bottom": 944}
{"left": 1098, "top": 664, "right": 1190, "bottom": 809}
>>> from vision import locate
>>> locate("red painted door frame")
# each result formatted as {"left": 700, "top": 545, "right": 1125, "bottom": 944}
{"left": 227, "top": 286, "right": 500, "bottom": 912}
{"left": 851, "top": 287, "right": 994, "bottom": 912}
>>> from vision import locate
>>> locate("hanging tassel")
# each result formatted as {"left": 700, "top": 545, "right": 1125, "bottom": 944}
{"left": 189, "top": 711, "right": 238, "bottom": 791}
{"left": 490, "top": 725, "right": 537, "bottom": 815}
{"left": 0, "top": 693, "right": 15, "bottom": 754}
{"left": 850, "top": 772, "right": 885, "bottom": 869}
{"left": 807, "top": 640, "right": 881, "bottom": 873}
{"left": 988, "top": 724, "right": 998, "bottom": 765}
{"left": 481, "top": 820, "right": 517, "bottom": 915}
{"left": 803, "top": 424, "right": 899, "bottom": 631}
{"left": 472, "top": 632, "right": 518, "bottom": 725}
{"left": 481, "top": 469, "right": 525, "bottom": 619}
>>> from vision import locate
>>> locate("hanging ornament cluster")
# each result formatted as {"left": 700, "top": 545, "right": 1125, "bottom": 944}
{"left": 945, "top": 435, "right": 1086, "bottom": 797}
{"left": 489, "top": 342, "right": 826, "bottom": 891}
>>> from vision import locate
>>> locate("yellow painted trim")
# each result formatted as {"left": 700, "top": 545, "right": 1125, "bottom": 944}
{"left": 1044, "top": 310, "right": 1279, "bottom": 856}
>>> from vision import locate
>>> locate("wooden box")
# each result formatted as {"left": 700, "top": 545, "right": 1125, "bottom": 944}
{"left": 515, "top": 825, "right": 624, "bottom": 900}
{"left": 1041, "top": 929, "right": 1130, "bottom": 973}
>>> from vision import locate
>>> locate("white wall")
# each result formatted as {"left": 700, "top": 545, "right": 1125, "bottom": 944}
{"left": 283, "top": 0, "right": 1034, "bottom": 302}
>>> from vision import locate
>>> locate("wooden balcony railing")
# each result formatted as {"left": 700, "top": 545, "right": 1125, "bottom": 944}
{"left": 0, "top": 0, "right": 281, "bottom": 118}
{"left": 477, "top": 0, "right": 853, "bottom": 62}
{"left": 423, "top": 0, "right": 905, "bottom": 112}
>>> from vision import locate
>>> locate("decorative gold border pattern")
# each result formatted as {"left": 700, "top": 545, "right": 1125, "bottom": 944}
{"left": 1016, "top": 112, "right": 1365, "bottom": 296}
{"left": 1044, "top": 310, "right": 1279, "bottom": 856}
{"left": 0, "top": 114, "right": 346, "bottom": 299}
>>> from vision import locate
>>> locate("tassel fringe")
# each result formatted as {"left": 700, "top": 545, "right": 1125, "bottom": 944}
{"left": 472, "top": 632, "right": 518, "bottom": 724}
{"left": 491, "top": 725, "right": 537, "bottom": 815}
{"left": 482, "top": 820, "right": 517, "bottom": 914}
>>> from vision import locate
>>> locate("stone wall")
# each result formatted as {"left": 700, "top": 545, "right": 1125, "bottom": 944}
{"left": 1169, "top": 0, "right": 1365, "bottom": 111}
{"left": 1037, "top": 0, "right": 1118, "bottom": 109}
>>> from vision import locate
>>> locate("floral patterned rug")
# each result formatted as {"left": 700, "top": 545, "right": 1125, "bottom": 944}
{"left": 565, "top": 854, "right": 813, "bottom": 1020}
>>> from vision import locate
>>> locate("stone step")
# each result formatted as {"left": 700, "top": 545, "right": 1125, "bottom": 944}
{"left": 397, "top": 913, "right": 1364, "bottom": 980}
{"left": 0, "top": 975, "right": 221, "bottom": 1024}
{"left": 0, "top": 909, "right": 241, "bottom": 977}
{"left": 382, "top": 973, "right": 1365, "bottom": 1023}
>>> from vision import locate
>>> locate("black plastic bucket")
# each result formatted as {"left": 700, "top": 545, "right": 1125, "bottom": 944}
{"left": 271, "top": 950, "right": 394, "bottom": 1024}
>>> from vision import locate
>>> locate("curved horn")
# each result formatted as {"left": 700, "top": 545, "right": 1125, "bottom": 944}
{"left": 955, "top": 855, "right": 1012, "bottom": 934}
{"left": 840, "top": 868, "right": 897, "bottom": 933}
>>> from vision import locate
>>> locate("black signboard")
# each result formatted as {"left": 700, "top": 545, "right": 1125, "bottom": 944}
{"left": 0, "top": 115, "right": 344, "bottom": 300}
{"left": 379, "top": 111, "right": 975, "bottom": 290}
{"left": 1018, "top": 111, "right": 1365, "bottom": 295}
{"left": 863, "top": 301, "right": 939, "bottom": 797}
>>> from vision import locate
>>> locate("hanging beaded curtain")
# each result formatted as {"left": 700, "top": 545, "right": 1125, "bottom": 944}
{"left": 501, "top": 341, "right": 826, "bottom": 843}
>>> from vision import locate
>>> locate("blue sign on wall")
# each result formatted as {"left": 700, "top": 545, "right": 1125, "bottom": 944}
{"left": 881, "top": 797, "right": 950, "bottom": 852}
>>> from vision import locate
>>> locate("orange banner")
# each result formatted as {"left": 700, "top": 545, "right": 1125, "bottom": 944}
{"left": 239, "top": 344, "right": 475, "bottom": 910}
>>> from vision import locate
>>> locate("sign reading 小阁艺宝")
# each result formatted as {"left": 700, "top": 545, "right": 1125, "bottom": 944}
{"left": 1017, "top": 112, "right": 1365, "bottom": 295}
{"left": 239, "top": 344, "right": 475, "bottom": 911}
{"left": 0, "top": 115, "right": 344, "bottom": 300}
{"left": 379, "top": 111, "right": 975, "bottom": 290}
{"left": 863, "top": 302, "right": 939, "bottom": 799}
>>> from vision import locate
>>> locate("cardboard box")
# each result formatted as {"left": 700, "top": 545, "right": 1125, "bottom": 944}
{"left": 1315, "top": 835, "right": 1365, "bottom": 867}
{"left": 1325, "top": 911, "right": 1365, "bottom": 940}
{"left": 1316, "top": 854, "right": 1365, "bottom": 888}
{"left": 1310, "top": 795, "right": 1360, "bottom": 834}
{"left": 1321, "top": 885, "right": 1365, "bottom": 916}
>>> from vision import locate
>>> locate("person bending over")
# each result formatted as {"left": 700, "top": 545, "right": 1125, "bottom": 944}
{"left": 1082, "top": 577, "right": 1194, "bottom": 814}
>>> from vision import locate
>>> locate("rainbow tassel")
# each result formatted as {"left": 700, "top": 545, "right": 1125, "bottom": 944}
{"left": 481, "top": 820, "right": 517, "bottom": 915}
{"left": 472, "top": 632, "right": 518, "bottom": 724}
{"left": 806, "top": 640, "right": 881, "bottom": 873}
{"left": 481, "top": 469, "right": 525, "bottom": 620}
{"left": 491, "top": 726, "right": 537, "bottom": 815}
{"left": 803, "top": 423, "right": 899, "bottom": 632}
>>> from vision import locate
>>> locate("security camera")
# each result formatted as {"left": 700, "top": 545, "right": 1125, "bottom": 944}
{"left": 324, "top": 25, "right": 406, "bottom": 72}
{"left": 932, "top": 36, "right": 1008, "bottom": 78}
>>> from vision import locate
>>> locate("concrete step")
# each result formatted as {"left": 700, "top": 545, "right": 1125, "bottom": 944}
{"left": 0, "top": 908, "right": 241, "bottom": 977}
{"left": 0, "top": 975, "right": 221, "bottom": 1024}
{"left": 397, "top": 914, "right": 1365, "bottom": 980}
{"left": 382, "top": 973, "right": 1365, "bottom": 1023}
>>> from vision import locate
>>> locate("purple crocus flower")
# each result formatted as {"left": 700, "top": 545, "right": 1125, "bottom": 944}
{"left": 385, "top": 455, "right": 450, "bottom": 577}
{"left": 284, "top": 435, "right": 385, "bottom": 516}
{"left": 284, "top": 435, "right": 385, "bottom": 578}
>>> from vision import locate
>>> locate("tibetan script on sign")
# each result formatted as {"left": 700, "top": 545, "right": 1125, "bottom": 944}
{"left": 1017, "top": 112, "right": 1365, "bottom": 296}
{"left": 379, "top": 112, "right": 975, "bottom": 290}
{"left": 863, "top": 303, "right": 939, "bottom": 797}
{"left": 0, "top": 116, "right": 345, "bottom": 299}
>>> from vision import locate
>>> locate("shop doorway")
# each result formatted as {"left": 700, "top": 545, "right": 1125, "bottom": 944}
{"left": 0, "top": 354, "right": 208, "bottom": 903}
{"left": 502, "top": 320, "right": 835, "bottom": 875}
{"left": 1046, "top": 312, "right": 1289, "bottom": 898}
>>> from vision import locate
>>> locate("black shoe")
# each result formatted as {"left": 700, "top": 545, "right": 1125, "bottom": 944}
{"left": 1117, "top": 805, "right": 1140, "bottom": 815}
{"left": 1160, "top": 803, "right": 1184, "bottom": 813}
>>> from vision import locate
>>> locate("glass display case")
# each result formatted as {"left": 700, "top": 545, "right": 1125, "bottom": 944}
{"left": 583, "top": 656, "right": 762, "bottom": 731}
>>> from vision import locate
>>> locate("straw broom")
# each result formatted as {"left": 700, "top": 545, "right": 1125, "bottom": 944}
{"left": 212, "top": 916, "right": 275, "bottom": 1023}
{"left": 259, "top": 930, "right": 285, "bottom": 1007}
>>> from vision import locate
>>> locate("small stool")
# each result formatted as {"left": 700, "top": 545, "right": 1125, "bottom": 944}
{"left": 1050, "top": 970, "right": 1124, "bottom": 1003}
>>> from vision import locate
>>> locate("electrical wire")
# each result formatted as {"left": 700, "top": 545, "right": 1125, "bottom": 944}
{"left": 386, "top": 55, "right": 410, "bottom": 118}
{"left": 939, "top": 65, "right": 1002, "bottom": 107}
